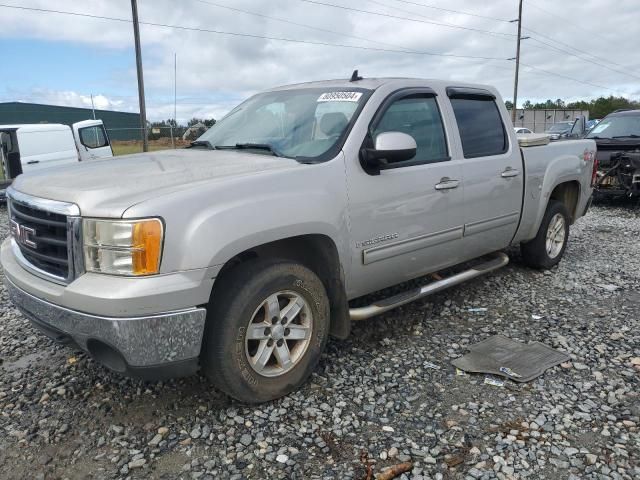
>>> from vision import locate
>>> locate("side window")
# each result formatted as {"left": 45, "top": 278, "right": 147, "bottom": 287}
{"left": 79, "top": 126, "right": 108, "bottom": 149}
{"left": 372, "top": 95, "right": 448, "bottom": 165}
{"left": 449, "top": 97, "right": 508, "bottom": 158}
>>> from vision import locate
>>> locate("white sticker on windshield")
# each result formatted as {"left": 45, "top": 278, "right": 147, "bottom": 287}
{"left": 317, "top": 91, "right": 363, "bottom": 102}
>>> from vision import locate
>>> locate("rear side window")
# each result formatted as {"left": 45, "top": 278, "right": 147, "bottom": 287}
{"left": 450, "top": 98, "right": 508, "bottom": 158}
{"left": 79, "top": 126, "right": 109, "bottom": 149}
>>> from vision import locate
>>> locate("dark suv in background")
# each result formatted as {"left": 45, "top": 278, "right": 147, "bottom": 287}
{"left": 587, "top": 109, "right": 640, "bottom": 198}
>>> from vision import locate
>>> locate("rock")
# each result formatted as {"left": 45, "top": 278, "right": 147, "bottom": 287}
{"left": 190, "top": 427, "right": 202, "bottom": 439}
{"left": 239, "top": 434, "right": 252, "bottom": 446}
{"left": 585, "top": 454, "right": 597, "bottom": 465}
{"left": 276, "top": 454, "right": 288, "bottom": 464}
{"left": 128, "top": 458, "right": 146, "bottom": 469}
{"left": 149, "top": 434, "right": 164, "bottom": 446}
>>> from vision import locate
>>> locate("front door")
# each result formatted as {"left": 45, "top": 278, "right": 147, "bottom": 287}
{"left": 446, "top": 88, "right": 523, "bottom": 258}
{"left": 345, "top": 89, "right": 466, "bottom": 298}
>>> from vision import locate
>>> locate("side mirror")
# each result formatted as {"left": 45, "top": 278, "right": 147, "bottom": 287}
{"left": 361, "top": 132, "right": 417, "bottom": 174}
{"left": 569, "top": 115, "right": 586, "bottom": 138}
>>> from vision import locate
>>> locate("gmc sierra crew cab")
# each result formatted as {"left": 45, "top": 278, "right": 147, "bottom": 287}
{"left": 1, "top": 77, "right": 596, "bottom": 403}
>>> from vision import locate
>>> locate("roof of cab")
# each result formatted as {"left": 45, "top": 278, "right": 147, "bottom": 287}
{"left": 0, "top": 123, "right": 71, "bottom": 133}
{"left": 266, "top": 77, "right": 496, "bottom": 93}
{"left": 609, "top": 109, "right": 640, "bottom": 117}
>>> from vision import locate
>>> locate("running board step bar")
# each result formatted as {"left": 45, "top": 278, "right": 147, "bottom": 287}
{"left": 349, "top": 252, "right": 509, "bottom": 321}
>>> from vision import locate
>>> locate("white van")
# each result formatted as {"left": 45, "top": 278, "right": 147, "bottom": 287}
{"left": 0, "top": 120, "right": 112, "bottom": 197}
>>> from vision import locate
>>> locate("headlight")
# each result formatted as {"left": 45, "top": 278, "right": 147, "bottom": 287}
{"left": 82, "top": 218, "right": 163, "bottom": 276}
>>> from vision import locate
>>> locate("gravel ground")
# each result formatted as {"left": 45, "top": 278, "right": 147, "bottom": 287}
{"left": 0, "top": 202, "right": 638, "bottom": 480}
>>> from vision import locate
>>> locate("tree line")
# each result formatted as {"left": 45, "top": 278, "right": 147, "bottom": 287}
{"left": 506, "top": 96, "right": 640, "bottom": 119}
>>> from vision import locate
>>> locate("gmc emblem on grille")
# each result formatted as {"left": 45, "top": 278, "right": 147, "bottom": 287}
{"left": 10, "top": 219, "right": 37, "bottom": 248}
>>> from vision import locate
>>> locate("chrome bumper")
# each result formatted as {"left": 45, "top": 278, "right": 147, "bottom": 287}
{"left": 5, "top": 276, "right": 207, "bottom": 370}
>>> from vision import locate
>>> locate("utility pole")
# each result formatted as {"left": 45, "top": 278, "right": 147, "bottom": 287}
{"left": 510, "top": 0, "right": 524, "bottom": 124}
{"left": 171, "top": 52, "right": 176, "bottom": 149}
{"left": 131, "top": 0, "right": 148, "bottom": 152}
{"left": 90, "top": 94, "right": 96, "bottom": 119}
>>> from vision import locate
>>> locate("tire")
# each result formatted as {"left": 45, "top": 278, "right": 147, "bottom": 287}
{"left": 202, "top": 259, "right": 330, "bottom": 403}
{"left": 520, "top": 200, "right": 570, "bottom": 269}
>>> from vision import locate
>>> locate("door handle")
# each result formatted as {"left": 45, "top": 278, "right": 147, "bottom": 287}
{"left": 501, "top": 167, "right": 520, "bottom": 178}
{"left": 26, "top": 160, "right": 40, "bottom": 165}
{"left": 435, "top": 178, "right": 460, "bottom": 190}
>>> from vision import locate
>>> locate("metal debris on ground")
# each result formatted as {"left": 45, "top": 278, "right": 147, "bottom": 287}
{"left": 484, "top": 376, "right": 505, "bottom": 387}
{"left": 451, "top": 335, "right": 570, "bottom": 383}
{"left": 423, "top": 361, "right": 440, "bottom": 370}
{"left": 499, "top": 366, "right": 523, "bottom": 378}
{"left": 468, "top": 307, "right": 488, "bottom": 313}
{"left": 455, "top": 368, "right": 466, "bottom": 376}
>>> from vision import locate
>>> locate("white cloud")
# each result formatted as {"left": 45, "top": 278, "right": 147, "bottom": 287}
{"left": 2, "top": 0, "right": 639, "bottom": 123}
{"left": 14, "top": 89, "right": 126, "bottom": 111}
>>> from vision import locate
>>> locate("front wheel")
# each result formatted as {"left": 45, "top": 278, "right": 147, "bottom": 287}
{"left": 202, "top": 259, "right": 330, "bottom": 403}
{"left": 520, "top": 200, "right": 570, "bottom": 269}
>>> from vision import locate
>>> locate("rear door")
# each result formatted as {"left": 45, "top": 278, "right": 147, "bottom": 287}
{"left": 345, "top": 88, "right": 466, "bottom": 297}
{"left": 445, "top": 87, "right": 523, "bottom": 258}
{"left": 73, "top": 121, "right": 113, "bottom": 161}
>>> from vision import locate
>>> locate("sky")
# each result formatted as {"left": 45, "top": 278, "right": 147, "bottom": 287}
{"left": 1, "top": 0, "right": 639, "bottom": 124}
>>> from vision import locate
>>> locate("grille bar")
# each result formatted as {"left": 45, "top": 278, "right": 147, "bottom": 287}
{"left": 20, "top": 246, "right": 69, "bottom": 265}
{"left": 9, "top": 195, "right": 71, "bottom": 281}
{"left": 11, "top": 206, "right": 67, "bottom": 228}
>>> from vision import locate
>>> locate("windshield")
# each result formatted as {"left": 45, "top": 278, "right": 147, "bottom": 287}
{"left": 197, "top": 88, "right": 370, "bottom": 160}
{"left": 586, "top": 114, "right": 640, "bottom": 139}
{"left": 547, "top": 123, "right": 572, "bottom": 133}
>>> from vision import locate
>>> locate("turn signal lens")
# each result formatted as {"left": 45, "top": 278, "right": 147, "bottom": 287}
{"left": 132, "top": 220, "right": 163, "bottom": 275}
{"left": 83, "top": 218, "right": 164, "bottom": 276}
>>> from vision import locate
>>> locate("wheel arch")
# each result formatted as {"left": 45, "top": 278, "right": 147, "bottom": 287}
{"left": 549, "top": 180, "right": 581, "bottom": 223}
{"left": 212, "top": 234, "right": 351, "bottom": 340}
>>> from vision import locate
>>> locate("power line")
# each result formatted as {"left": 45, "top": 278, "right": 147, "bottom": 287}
{"left": 522, "top": 26, "right": 639, "bottom": 76}
{"left": 0, "top": 2, "right": 629, "bottom": 100}
{"left": 526, "top": 36, "right": 640, "bottom": 82}
{"left": 385, "top": 0, "right": 511, "bottom": 22}
{"left": 361, "top": 0, "right": 514, "bottom": 40}
{"left": 0, "top": 3, "right": 506, "bottom": 61}
{"left": 519, "top": 62, "right": 622, "bottom": 94}
{"left": 193, "top": 0, "right": 511, "bottom": 60}
{"left": 193, "top": 0, "right": 424, "bottom": 51}
{"left": 298, "top": 0, "right": 516, "bottom": 38}
{"left": 348, "top": 0, "right": 640, "bottom": 85}
{"left": 524, "top": 0, "right": 620, "bottom": 48}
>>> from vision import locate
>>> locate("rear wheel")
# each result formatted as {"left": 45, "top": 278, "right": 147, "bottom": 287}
{"left": 521, "top": 200, "right": 570, "bottom": 269}
{"left": 202, "top": 259, "right": 330, "bottom": 403}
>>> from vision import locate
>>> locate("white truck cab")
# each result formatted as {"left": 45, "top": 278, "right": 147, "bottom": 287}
{"left": 0, "top": 120, "right": 112, "bottom": 198}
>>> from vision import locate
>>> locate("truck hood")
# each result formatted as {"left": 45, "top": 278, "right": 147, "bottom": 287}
{"left": 11, "top": 149, "right": 302, "bottom": 217}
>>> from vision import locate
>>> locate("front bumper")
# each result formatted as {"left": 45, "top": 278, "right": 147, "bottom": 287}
{"left": 4, "top": 275, "right": 207, "bottom": 378}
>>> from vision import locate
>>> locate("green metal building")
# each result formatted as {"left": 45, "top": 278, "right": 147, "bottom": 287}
{"left": 0, "top": 102, "right": 141, "bottom": 141}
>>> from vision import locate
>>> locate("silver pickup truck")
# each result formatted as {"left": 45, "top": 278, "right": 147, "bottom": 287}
{"left": 1, "top": 77, "right": 596, "bottom": 402}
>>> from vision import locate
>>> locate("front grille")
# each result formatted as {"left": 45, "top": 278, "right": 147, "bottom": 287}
{"left": 9, "top": 199, "right": 70, "bottom": 279}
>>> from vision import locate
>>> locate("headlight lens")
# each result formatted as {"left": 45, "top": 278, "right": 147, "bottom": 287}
{"left": 83, "top": 218, "right": 163, "bottom": 275}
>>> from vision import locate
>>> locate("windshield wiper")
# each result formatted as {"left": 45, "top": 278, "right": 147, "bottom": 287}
{"left": 189, "top": 140, "right": 216, "bottom": 149}
{"left": 612, "top": 135, "right": 640, "bottom": 139}
{"left": 216, "top": 143, "right": 284, "bottom": 157}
